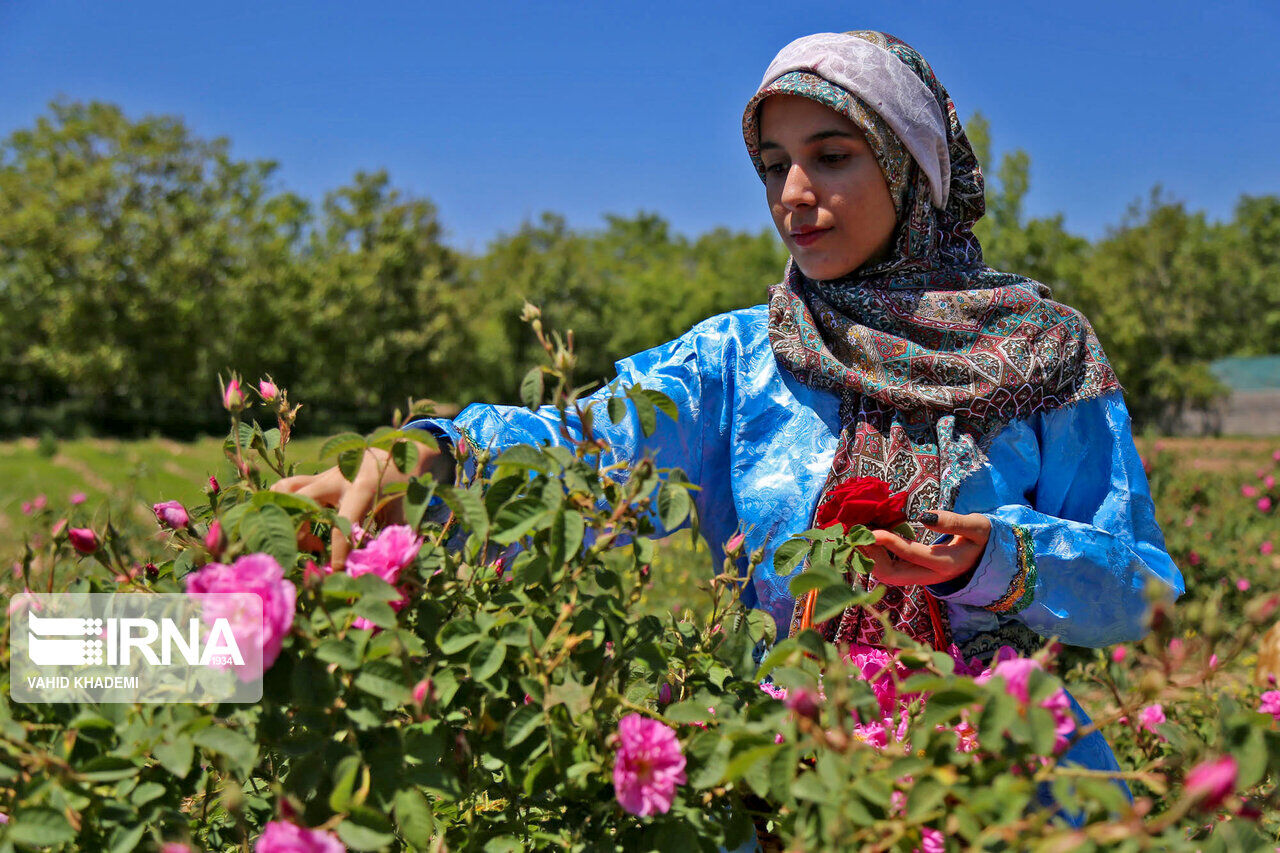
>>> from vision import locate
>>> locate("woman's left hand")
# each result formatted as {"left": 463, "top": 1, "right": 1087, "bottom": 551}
{"left": 859, "top": 510, "right": 991, "bottom": 587}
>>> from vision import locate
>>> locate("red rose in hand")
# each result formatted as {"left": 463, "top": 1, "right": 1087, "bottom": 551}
{"left": 814, "top": 477, "right": 908, "bottom": 532}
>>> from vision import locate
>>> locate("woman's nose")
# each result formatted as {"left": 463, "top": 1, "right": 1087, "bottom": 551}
{"left": 780, "top": 163, "right": 816, "bottom": 209}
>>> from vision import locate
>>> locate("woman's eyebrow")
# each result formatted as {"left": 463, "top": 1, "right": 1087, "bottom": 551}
{"left": 759, "top": 129, "right": 861, "bottom": 151}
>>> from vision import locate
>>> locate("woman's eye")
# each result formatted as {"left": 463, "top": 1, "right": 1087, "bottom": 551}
{"left": 819, "top": 153, "right": 849, "bottom": 165}
{"left": 763, "top": 162, "right": 788, "bottom": 176}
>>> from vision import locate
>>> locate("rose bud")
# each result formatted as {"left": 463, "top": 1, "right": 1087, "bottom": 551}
{"left": 785, "top": 687, "right": 821, "bottom": 721}
{"left": 222, "top": 378, "right": 246, "bottom": 411}
{"left": 258, "top": 378, "right": 279, "bottom": 401}
{"left": 208, "top": 475, "right": 220, "bottom": 495}
{"left": 68, "top": 527, "right": 100, "bottom": 554}
{"left": 153, "top": 500, "right": 189, "bottom": 530}
{"left": 204, "top": 520, "right": 225, "bottom": 557}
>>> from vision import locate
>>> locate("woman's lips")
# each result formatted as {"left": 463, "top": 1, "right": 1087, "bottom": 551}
{"left": 791, "top": 228, "right": 830, "bottom": 247}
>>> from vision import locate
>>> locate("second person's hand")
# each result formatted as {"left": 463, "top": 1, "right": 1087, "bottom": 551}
{"left": 271, "top": 441, "right": 454, "bottom": 570}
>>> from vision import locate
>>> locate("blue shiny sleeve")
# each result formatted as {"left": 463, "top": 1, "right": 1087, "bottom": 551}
{"left": 934, "top": 390, "right": 1185, "bottom": 647}
{"left": 406, "top": 315, "right": 734, "bottom": 538}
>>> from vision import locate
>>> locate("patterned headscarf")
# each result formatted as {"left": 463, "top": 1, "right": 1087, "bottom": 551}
{"left": 743, "top": 31, "right": 1120, "bottom": 649}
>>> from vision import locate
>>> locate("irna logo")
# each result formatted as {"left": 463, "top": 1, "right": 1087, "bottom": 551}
{"left": 26, "top": 612, "right": 245, "bottom": 667}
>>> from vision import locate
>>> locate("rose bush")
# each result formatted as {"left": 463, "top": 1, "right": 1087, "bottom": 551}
{"left": 1, "top": 316, "right": 1280, "bottom": 850}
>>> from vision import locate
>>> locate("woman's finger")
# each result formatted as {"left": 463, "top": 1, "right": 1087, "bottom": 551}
{"left": 271, "top": 474, "right": 315, "bottom": 494}
{"left": 917, "top": 510, "right": 991, "bottom": 541}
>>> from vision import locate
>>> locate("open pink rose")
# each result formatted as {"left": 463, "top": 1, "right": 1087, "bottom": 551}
{"left": 345, "top": 525, "right": 422, "bottom": 630}
{"left": 613, "top": 714, "right": 687, "bottom": 816}
{"left": 186, "top": 553, "right": 296, "bottom": 678}
{"left": 1259, "top": 691, "right": 1280, "bottom": 721}
{"left": 1138, "top": 703, "right": 1166, "bottom": 735}
{"left": 254, "top": 820, "right": 344, "bottom": 853}
{"left": 976, "top": 650, "right": 1076, "bottom": 752}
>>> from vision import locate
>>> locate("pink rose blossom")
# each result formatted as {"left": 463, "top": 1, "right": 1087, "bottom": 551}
{"left": 1273, "top": 449, "right": 1280, "bottom": 463}
{"left": 345, "top": 525, "right": 422, "bottom": 630}
{"left": 186, "top": 553, "right": 297, "bottom": 678}
{"left": 1188, "top": 551, "right": 1201, "bottom": 566}
{"left": 1138, "top": 703, "right": 1166, "bottom": 735}
{"left": 851, "top": 719, "right": 889, "bottom": 749}
{"left": 258, "top": 378, "right": 279, "bottom": 401}
{"left": 845, "top": 642, "right": 910, "bottom": 716}
{"left": 222, "top": 378, "right": 246, "bottom": 410}
{"left": 69, "top": 492, "right": 86, "bottom": 505}
{"left": 1184, "top": 755, "right": 1237, "bottom": 810}
{"left": 1259, "top": 691, "right": 1280, "bottom": 721}
{"left": 612, "top": 714, "right": 687, "bottom": 816}
{"left": 69, "top": 527, "right": 99, "bottom": 554}
{"left": 1238, "top": 578, "right": 1251, "bottom": 592}
{"left": 1111, "top": 646, "right": 1127, "bottom": 663}
{"left": 1259, "top": 497, "right": 1273, "bottom": 512}
{"left": 412, "top": 679, "right": 430, "bottom": 706}
{"left": 254, "top": 820, "right": 344, "bottom": 853}
{"left": 1242, "top": 485, "right": 1259, "bottom": 498}
{"left": 724, "top": 531, "right": 746, "bottom": 553}
{"left": 153, "top": 500, "right": 189, "bottom": 529}
{"left": 1266, "top": 475, "right": 1277, "bottom": 490}
{"left": 918, "top": 826, "right": 945, "bottom": 853}
{"left": 1262, "top": 541, "right": 1275, "bottom": 556}
{"left": 977, "top": 651, "right": 1076, "bottom": 752}
{"left": 33, "top": 494, "right": 47, "bottom": 511}
{"left": 759, "top": 681, "right": 787, "bottom": 701}
{"left": 20, "top": 501, "right": 32, "bottom": 515}
{"left": 209, "top": 475, "right": 220, "bottom": 494}
{"left": 161, "top": 844, "right": 192, "bottom": 853}
{"left": 51, "top": 518, "right": 67, "bottom": 538}
{"left": 1208, "top": 653, "right": 1219, "bottom": 670}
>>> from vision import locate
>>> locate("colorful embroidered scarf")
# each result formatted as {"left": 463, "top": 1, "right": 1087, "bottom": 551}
{"left": 742, "top": 31, "right": 1120, "bottom": 649}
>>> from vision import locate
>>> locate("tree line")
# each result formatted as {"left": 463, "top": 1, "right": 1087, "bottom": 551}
{"left": 1, "top": 101, "right": 1276, "bottom": 437}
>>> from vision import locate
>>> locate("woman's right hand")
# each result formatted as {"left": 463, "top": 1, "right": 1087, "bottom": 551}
{"left": 271, "top": 441, "right": 454, "bottom": 570}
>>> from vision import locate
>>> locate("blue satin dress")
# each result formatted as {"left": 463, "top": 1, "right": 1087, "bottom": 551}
{"left": 409, "top": 304, "right": 1184, "bottom": 786}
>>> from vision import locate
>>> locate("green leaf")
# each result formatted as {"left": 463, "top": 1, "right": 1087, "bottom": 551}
{"left": 495, "top": 444, "right": 551, "bottom": 474}
{"left": 810, "top": 583, "right": 866, "bottom": 624}
{"left": 504, "top": 704, "right": 543, "bottom": 748}
{"left": 404, "top": 477, "right": 437, "bottom": 531}
{"left": 130, "top": 781, "right": 166, "bottom": 807}
{"left": 520, "top": 366, "right": 545, "bottom": 410}
{"left": 329, "top": 754, "right": 362, "bottom": 813}
{"left": 548, "top": 507, "right": 585, "bottom": 567}
{"left": 321, "top": 432, "right": 367, "bottom": 461}
{"left": 639, "top": 388, "right": 679, "bottom": 423}
{"left": 787, "top": 566, "right": 844, "bottom": 597}
{"left": 607, "top": 395, "right": 628, "bottom": 425}
{"left": 394, "top": 788, "right": 434, "bottom": 848}
{"left": 337, "top": 806, "right": 396, "bottom": 851}
{"left": 241, "top": 503, "right": 298, "bottom": 566}
{"left": 78, "top": 755, "right": 140, "bottom": 782}
{"left": 491, "top": 497, "right": 551, "bottom": 545}
{"left": 627, "top": 387, "right": 657, "bottom": 437}
{"left": 656, "top": 481, "right": 692, "bottom": 531}
{"left": 154, "top": 735, "right": 194, "bottom": 778}
{"left": 354, "top": 660, "right": 412, "bottom": 704}
{"left": 353, "top": 598, "right": 398, "bottom": 629}
{"left": 772, "top": 538, "right": 810, "bottom": 577}
{"left": 108, "top": 821, "right": 147, "bottom": 853}
{"left": 10, "top": 807, "right": 76, "bottom": 846}
{"left": 353, "top": 572, "right": 405, "bottom": 602}
{"left": 438, "top": 620, "right": 483, "bottom": 655}
{"left": 339, "top": 447, "right": 365, "bottom": 483}
{"left": 438, "top": 485, "right": 489, "bottom": 540}
{"left": 469, "top": 639, "right": 507, "bottom": 682}
{"left": 391, "top": 439, "right": 419, "bottom": 475}
{"left": 193, "top": 726, "right": 257, "bottom": 776}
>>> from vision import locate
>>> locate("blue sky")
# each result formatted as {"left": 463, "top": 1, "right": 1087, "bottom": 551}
{"left": 1, "top": 1, "right": 1275, "bottom": 252}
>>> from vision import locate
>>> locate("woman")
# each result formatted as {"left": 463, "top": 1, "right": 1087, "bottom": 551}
{"left": 275, "top": 29, "right": 1182, "bottom": 792}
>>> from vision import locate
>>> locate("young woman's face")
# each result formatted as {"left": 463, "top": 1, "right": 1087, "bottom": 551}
{"left": 758, "top": 94, "right": 898, "bottom": 281}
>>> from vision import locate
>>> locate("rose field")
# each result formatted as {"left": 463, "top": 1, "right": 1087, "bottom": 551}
{"left": 1, "top": 353, "right": 1279, "bottom": 851}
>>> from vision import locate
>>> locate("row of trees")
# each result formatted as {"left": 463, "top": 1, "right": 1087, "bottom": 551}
{"left": 2, "top": 101, "right": 1276, "bottom": 436}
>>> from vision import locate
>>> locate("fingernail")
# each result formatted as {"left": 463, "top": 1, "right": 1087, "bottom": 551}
{"left": 917, "top": 511, "right": 939, "bottom": 525}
